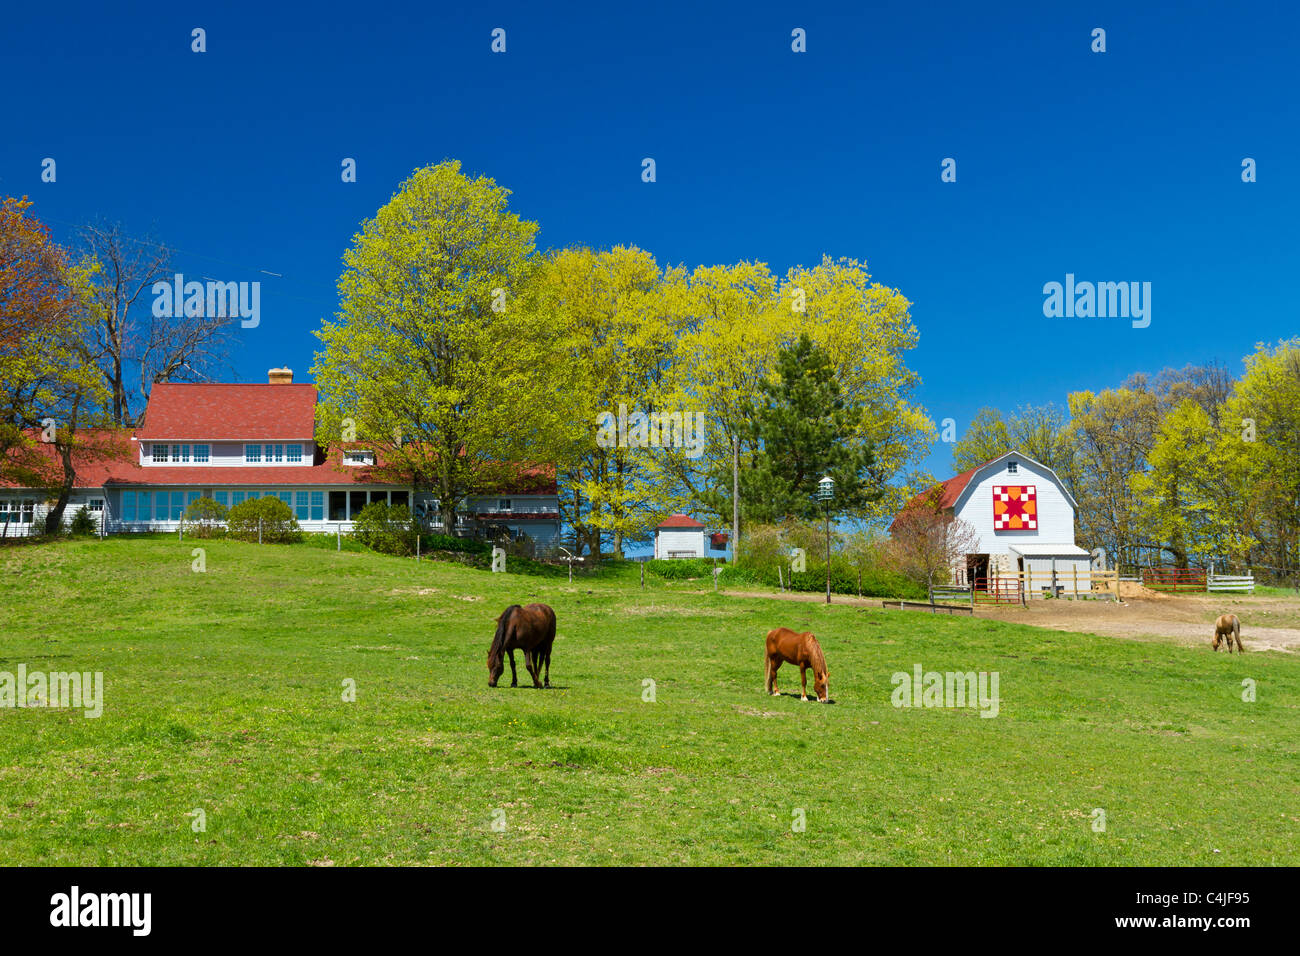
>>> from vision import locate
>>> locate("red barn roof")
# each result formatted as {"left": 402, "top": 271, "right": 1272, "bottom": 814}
{"left": 657, "top": 513, "right": 706, "bottom": 530}
{"left": 888, "top": 460, "right": 989, "bottom": 532}
{"left": 136, "top": 383, "right": 318, "bottom": 441}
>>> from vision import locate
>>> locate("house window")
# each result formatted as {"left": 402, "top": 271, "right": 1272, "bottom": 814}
{"left": 179, "top": 445, "right": 191, "bottom": 463}
{"left": 393, "top": 491, "right": 410, "bottom": 511}
{"left": 277, "top": 491, "right": 293, "bottom": 509}
{"left": 193, "top": 444, "right": 210, "bottom": 463}
{"left": 88, "top": 499, "right": 103, "bottom": 512}
{"left": 286, "top": 444, "right": 303, "bottom": 463}
{"left": 231, "top": 491, "right": 246, "bottom": 506}
{"left": 294, "top": 491, "right": 310, "bottom": 521}
{"left": 498, "top": 499, "right": 511, "bottom": 512}
{"left": 369, "top": 490, "right": 388, "bottom": 506}
{"left": 149, "top": 444, "right": 163, "bottom": 463}
{"left": 1007, "top": 461, "right": 1018, "bottom": 474}
{"left": 349, "top": 491, "right": 367, "bottom": 518}
{"left": 344, "top": 451, "right": 374, "bottom": 466}
{"left": 122, "top": 492, "right": 136, "bottom": 522}
{"left": 328, "top": 491, "right": 347, "bottom": 521}
{"left": 310, "top": 491, "right": 324, "bottom": 521}
{"left": 245, "top": 445, "right": 262, "bottom": 463}
{"left": 214, "top": 491, "right": 228, "bottom": 507}
{"left": 0, "top": 501, "right": 29, "bottom": 523}
{"left": 170, "top": 492, "right": 184, "bottom": 520}
{"left": 268, "top": 444, "right": 283, "bottom": 463}
{"left": 186, "top": 491, "right": 201, "bottom": 511}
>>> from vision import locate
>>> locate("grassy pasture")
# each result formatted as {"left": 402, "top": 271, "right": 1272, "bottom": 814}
{"left": 0, "top": 538, "right": 1296, "bottom": 865}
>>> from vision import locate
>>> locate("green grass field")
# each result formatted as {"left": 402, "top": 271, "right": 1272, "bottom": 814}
{"left": 1, "top": 538, "right": 1297, "bottom": 865}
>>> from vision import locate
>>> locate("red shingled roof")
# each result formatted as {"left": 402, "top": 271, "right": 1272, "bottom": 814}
{"left": 657, "top": 513, "right": 706, "bottom": 529}
{"left": 135, "top": 383, "right": 317, "bottom": 441}
{"left": 888, "top": 459, "right": 991, "bottom": 532}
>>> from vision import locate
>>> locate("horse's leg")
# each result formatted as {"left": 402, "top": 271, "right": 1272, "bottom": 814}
{"left": 799, "top": 664, "right": 808, "bottom": 701}
{"left": 525, "top": 646, "right": 542, "bottom": 688}
{"left": 543, "top": 646, "right": 551, "bottom": 688}
{"left": 508, "top": 648, "right": 518, "bottom": 687}
{"left": 767, "top": 655, "right": 781, "bottom": 696}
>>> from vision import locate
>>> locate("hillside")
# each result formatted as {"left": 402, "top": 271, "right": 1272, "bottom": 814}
{"left": 0, "top": 538, "right": 1296, "bottom": 865}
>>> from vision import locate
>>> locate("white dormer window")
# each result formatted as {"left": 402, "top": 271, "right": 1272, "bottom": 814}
{"left": 498, "top": 499, "right": 512, "bottom": 512}
{"left": 245, "top": 444, "right": 262, "bottom": 463}
{"left": 1007, "top": 461, "right": 1018, "bottom": 474}
{"left": 344, "top": 450, "right": 375, "bottom": 467}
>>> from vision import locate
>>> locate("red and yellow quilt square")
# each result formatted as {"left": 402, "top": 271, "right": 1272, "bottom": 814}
{"left": 992, "top": 485, "right": 1037, "bottom": 530}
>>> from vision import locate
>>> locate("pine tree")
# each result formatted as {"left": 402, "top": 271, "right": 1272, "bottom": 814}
{"left": 738, "top": 334, "right": 880, "bottom": 522}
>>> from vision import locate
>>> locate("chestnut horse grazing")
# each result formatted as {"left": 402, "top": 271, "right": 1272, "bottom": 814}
{"left": 488, "top": 603, "right": 557, "bottom": 688}
{"left": 765, "top": 627, "right": 830, "bottom": 702}
{"left": 1213, "top": 613, "right": 1244, "bottom": 653}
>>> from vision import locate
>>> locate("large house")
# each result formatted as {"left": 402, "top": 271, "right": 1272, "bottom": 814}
{"left": 893, "top": 451, "right": 1092, "bottom": 587}
{"left": 0, "top": 369, "right": 561, "bottom": 550}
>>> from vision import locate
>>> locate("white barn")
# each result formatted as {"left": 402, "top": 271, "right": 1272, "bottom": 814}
{"left": 895, "top": 451, "right": 1091, "bottom": 593}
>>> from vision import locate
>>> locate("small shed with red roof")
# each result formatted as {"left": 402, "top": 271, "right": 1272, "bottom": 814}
{"left": 653, "top": 513, "right": 709, "bottom": 559}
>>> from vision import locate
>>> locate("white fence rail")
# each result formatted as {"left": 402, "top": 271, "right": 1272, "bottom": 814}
{"left": 1207, "top": 572, "right": 1255, "bottom": 593}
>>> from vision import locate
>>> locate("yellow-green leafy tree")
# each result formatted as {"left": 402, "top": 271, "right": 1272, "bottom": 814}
{"left": 1219, "top": 339, "right": 1300, "bottom": 573}
{"left": 312, "top": 161, "right": 565, "bottom": 532}
{"left": 534, "top": 245, "right": 689, "bottom": 558}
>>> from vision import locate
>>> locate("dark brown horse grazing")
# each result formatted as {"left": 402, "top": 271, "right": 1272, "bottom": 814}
{"left": 765, "top": 627, "right": 830, "bottom": 702}
{"left": 1212, "top": 613, "right": 1244, "bottom": 653}
{"left": 488, "top": 603, "right": 557, "bottom": 688}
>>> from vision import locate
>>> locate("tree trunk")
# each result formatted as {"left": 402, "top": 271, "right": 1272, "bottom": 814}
{"left": 43, "top": 442, "right": 76, "bottom": 534}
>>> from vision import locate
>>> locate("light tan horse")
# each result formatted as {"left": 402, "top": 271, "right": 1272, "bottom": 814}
{"left": 1212, "top": 614, "right": 1244, "bottom": 653}
{"left": 765, "top": 627, "right": 830, "bottom": 702}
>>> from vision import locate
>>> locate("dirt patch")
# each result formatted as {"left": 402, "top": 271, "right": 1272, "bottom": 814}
{"left": 732, "top": 705, "right": 789, "bottom": 718}
{"left": 979, "top": 593, "right": 1300, "bottom": 653}
{"left": 1118, "top": 581, "right": 1171, "bottom": 600}
{"left": 720, "top": 587, "right": 1300, "bottom": 653}
{"left": 719, "top": 589, "right": 881, "bottom": 608}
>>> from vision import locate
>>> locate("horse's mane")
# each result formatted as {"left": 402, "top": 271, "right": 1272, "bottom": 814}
{"left": 806, "top": 634, "right": 827, "bottom": 675}
{"left": 489, "top": 605, "right": 521, "bottom": 666}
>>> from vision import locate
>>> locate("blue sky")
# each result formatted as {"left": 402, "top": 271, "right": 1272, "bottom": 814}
{"left": 3, "top": 0, "right": 1297, "bottom": 486}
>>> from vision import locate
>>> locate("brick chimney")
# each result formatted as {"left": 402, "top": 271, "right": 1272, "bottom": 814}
{"left": 268, "top": 367, "right": 293, "bottom": 384}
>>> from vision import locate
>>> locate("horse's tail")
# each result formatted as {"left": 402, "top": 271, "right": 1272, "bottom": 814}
{"left": 489, "top": 605, "right": 521, "bottom": 664}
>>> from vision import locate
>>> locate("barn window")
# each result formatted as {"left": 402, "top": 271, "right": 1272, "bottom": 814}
{"left": 1007, "top": 461, "right": 1018, "bottom": 474}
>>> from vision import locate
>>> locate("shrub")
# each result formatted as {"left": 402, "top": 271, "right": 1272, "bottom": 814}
{"left": 226, "top": 496, "right": 301, "bottom": 543}
{"left": 419, "top": 533, "right": 490, "bottom": 555}
{"left": 300, "top": 532, "right": 370, "bottom": 553}
{"left": 68, "top": 505, "right": 98, "bottom": 536}
{"left": 183, "top": 496, "right": 228, "bottom": 538}
{"left": 352, "top": 502, "right": 418, "bottom": 556}
{"left": 646, "top": 558, "right": 719, "bottom": 580}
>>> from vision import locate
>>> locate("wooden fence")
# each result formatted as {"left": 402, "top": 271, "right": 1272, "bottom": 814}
{"left": 929, "top": 569, "right": 1119, "bottom": 606}
{"left": 1207, "top": 572, "right": 1255, "bottom": 593}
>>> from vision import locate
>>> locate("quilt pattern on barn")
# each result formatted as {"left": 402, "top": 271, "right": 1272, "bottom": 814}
{"left": 992, "top": 485, "right": 1037, "bottom": 530}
